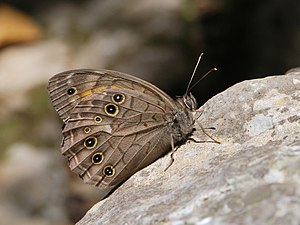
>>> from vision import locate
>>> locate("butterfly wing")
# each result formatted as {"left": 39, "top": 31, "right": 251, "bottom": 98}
{"left": 48, "top": 69, "right": 177, "bottom": 199}
{"left": 48, "top": 69, "right": 175, "bottom": 122}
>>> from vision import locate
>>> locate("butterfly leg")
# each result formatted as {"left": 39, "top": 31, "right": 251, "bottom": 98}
{"left": 195, "top": 107, "right": 220, "bottom": 144}
{"left": 164, "top": 134, "right": 177, "bottom": 171}
{"left": 196, "top": 121, "right": 220, "bottom": 144}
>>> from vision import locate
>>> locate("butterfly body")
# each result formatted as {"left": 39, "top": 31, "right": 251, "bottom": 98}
{"left": 48, "top": 69, "right": 197, "bottom": 200}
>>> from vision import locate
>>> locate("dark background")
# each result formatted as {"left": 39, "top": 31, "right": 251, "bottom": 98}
{"left": 2, "top": 0, "right": 299, "bottom": 105}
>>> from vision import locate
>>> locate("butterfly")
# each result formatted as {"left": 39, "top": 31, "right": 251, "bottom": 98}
{"left": 47, "top": 56, "right": 219, "bottom": 200}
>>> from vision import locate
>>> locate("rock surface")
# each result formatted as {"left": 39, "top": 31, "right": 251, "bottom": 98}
{"left": 77, "top": 69, "right": 300, "bottom": 225}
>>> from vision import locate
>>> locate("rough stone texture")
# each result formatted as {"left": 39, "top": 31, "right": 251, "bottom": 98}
{"left": 78, "top": 69, "right": 300, "bottom": 225}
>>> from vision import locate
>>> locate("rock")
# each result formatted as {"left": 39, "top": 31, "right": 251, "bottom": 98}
{"left": 77, "top": 69, "right": 300, "bottom": 225}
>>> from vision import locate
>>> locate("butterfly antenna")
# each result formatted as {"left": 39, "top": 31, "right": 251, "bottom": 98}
{"left": 185, "top": 53, "right": 204, "bottom": 95}
{"left": 186, "top": 67, "right": 218, "bottom": 94}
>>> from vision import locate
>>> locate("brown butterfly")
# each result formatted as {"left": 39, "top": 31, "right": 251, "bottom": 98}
{"left": 47, "top": 56, "right": 219, "bottom": 200}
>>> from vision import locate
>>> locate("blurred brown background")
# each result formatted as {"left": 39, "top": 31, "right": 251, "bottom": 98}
{"left": 0, "top": 0, "right": 299, "bottom": 224}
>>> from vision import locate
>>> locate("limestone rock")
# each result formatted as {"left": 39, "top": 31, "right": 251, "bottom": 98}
{"left": 77, "top": 69, "right": 300, "bottom": 225}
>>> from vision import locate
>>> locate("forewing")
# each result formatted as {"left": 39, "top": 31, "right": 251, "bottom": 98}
{"left": 47, "top": 69, "right": 175, "bottom": 122}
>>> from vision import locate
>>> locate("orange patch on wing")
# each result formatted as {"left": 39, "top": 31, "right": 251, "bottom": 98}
{"left": 79, "top": 85, "right": 122, "bottom": 97}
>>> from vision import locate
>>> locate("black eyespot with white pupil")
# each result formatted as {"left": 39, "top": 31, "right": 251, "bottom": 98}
{"left": 94, "top": 115, "right": 102, "bottom": 123}
{"left": 103, "top": 165, "right": 115, "bottom": 177}
{"left": 92, "top": 153, "right": 103, "bottom": 164}
{"left": 112, "top": 94, "right": 125, "bottom": 104}
{"left": 105, "top": 104, "right": 118, "bottom": 116}
{"left": 67, "top": 87, "right": 77, "bottom": 95}
{"left": 84, "top": 137, "right": 97, "bottom": 149}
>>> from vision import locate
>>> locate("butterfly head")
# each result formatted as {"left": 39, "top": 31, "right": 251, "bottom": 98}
{"left": 182, "top": 92, "right": 198, "bottom": 111}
